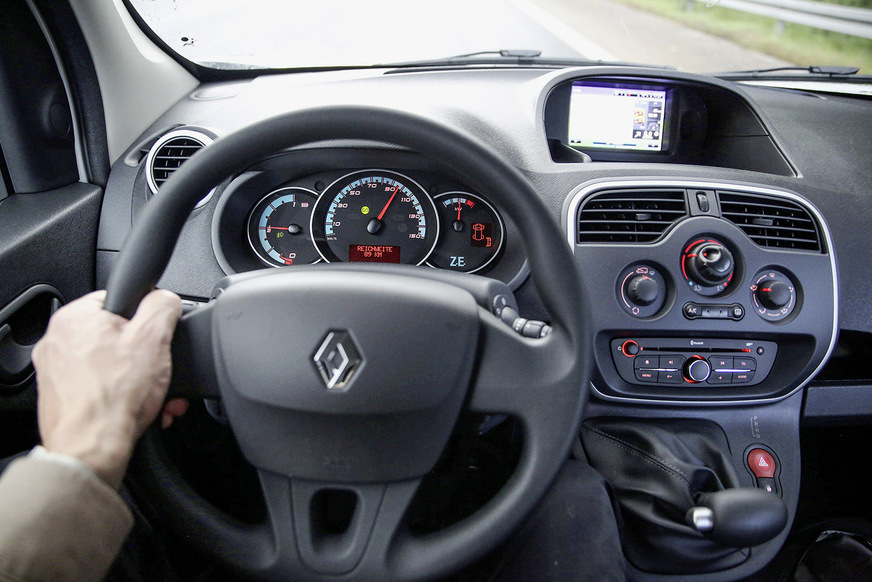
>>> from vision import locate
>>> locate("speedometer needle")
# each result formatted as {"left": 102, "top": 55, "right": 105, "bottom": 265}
{"left": 377, "top": 185, "right": 400, "bottom": 221}
{"left": 368, "top": 184, "right": 401, "bottom": 234}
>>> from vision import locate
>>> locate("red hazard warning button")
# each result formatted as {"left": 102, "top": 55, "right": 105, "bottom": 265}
{"left": 748, "top": 448, "right": 777, "bottom": 478}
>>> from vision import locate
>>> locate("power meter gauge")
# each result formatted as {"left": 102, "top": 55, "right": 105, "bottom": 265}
{"left": 247, "top": 187, "right": 321, "bottom": 267}
{"left": 427, "top": 192, "right": 504, "bottom": 273}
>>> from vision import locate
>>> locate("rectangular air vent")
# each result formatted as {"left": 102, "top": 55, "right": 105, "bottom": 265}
{"left": 719, "top": 192, "right": 821, "bottom": 252}
{"left": 577, "top": 189, "right": 688, "bottom": 243}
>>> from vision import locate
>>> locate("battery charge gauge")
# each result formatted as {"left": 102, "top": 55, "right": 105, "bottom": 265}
{"left": 247, "top": 187, "right": 321, "bottom": 267}
{"left": 428, "top": 192, "right": 505, "bottom": 273}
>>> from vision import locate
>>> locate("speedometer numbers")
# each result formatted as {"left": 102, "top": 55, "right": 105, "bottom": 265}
{"left": 312, "top": 171, "right": 438, "bottom": 265}
{"left": 428, "top": 193, "right": 504, "bottom": 273}
{"left": 247, "top": 187, "right": 321, "bottom": 267}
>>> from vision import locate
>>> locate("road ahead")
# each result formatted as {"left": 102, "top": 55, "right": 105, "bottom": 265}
{"left": 133, "top": 0, "right": 789, "bottom": 72}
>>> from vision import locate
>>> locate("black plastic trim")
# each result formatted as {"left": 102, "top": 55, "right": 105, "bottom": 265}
{"left": 31, "top": 0, "right": 110, "bottom": 187}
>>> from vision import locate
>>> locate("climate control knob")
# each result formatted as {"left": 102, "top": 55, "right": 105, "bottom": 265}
{"left": 750, "top": 270, "right": 798, "bottom": 321}
{"left": 757, "top": 280, "right": 791, "bottom": 310}
{"left": 627, "top": 275, "right": 659, "bottom": 306}
{"left": 618, "top": 265, "right": 667, "bottom": 318}
{"left": 686, "top": 242, "right": 734, "bottom": 285}
{"left": 681, "top": 238, "right": 736, "bottom": 297}
{"left": 684, "top": 356, "right": 711, "bottom": 383}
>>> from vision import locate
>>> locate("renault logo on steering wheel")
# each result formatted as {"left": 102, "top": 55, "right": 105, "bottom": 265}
{"left": 313, "top": 330, "right": 362, "bottom": 391}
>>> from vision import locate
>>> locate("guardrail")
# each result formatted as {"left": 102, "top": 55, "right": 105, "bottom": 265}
{"left": 692, "top": 0, "right": 872, "bottom": 39}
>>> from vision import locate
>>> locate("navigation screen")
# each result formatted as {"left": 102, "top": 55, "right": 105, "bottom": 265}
{"left": 568, "top": 83, "right": 667, "bottom": 151}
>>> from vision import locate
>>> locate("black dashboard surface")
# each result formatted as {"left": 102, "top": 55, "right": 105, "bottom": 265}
{"left": 98, "top": 66, "right": 871, "bottom": 328}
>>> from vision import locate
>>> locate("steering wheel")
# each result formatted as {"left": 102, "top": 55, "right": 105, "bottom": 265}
{"left": 103, "top": 106, "right": 590, "bottom": 581}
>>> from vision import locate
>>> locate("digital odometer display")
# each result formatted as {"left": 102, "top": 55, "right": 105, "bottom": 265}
{"left": 568, "top": 82, "right": 668, "bottom": 152}
{"left": 348, "top": 245, "right": 401, "bottom": 263}
{"left": 311, "top": 170, "right": 439, "bottom": 265}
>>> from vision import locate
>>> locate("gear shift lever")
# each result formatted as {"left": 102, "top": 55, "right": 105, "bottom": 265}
{"left": 686, "top": 488, "right": 788, "bottom": 547}
{"left": 582, "top": 417, "right": 791, "bottom": 574}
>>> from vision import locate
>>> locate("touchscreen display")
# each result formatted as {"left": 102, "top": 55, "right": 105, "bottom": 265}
{"left": 568, "top": 83, "right": 667, "bottom": 151}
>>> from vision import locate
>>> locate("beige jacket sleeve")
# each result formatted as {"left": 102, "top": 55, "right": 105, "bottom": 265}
{"left": 0, "top": 457, "right": 134, "bottom": 582}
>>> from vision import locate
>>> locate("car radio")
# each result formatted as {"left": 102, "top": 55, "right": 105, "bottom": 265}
{"left": 611, "top": 337, "right": 777, "bottom": 388}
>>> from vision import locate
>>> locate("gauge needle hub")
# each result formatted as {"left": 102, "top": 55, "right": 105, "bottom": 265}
{"left": 367, "top": 218, "right": 383, "bottom": 234}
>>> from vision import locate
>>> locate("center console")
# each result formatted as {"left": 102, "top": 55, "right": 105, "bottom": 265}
{"left": 562, "top": 177, "right": 837, "bottom": 580}
{"left": 564, "top": 179, "right": 836, "bottom": 404}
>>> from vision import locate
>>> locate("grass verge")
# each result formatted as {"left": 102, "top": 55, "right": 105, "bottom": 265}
{"left": 611, "top": 0, "right": 872, "bottom": 74}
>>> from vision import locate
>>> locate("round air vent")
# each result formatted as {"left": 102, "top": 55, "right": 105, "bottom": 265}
{"left": 145, "top": 128, "right": 216, "bottom": 208}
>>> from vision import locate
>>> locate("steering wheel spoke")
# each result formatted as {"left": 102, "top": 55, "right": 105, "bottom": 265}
{"left": 257, "top": 471, "right": 421, "bottom": 578}
{"left": 470, "top": 309, "right": 581, "bottom": 418}
{"left": 168, "top": 302, "right": 219, "bottom": 399}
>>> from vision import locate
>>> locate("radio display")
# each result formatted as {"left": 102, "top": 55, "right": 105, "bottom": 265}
{"left": 568, "top": 82, "right": 668, "bottom": 152}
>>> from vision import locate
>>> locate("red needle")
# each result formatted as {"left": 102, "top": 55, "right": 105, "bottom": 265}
{"left": 456, "top": 202, "right": 463, "bottom": 221}
{"left": 377, "top": 184, "right": 400, "bottom": 220}
{"left": 267, "top": 226, "right": 290, "bottom": 230}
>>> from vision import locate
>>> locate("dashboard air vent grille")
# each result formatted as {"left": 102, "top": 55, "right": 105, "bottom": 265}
{"left": 577, "top": 189, "right": 688, "bottom": 243}
{"left": 719, "top": 192, "right": 821, "bottom": 252}
{"left": 150, "top": 137, "right": 203, "bottom": 189}
{"left": 146, "top": 129, "right": 214, "bottom": 196}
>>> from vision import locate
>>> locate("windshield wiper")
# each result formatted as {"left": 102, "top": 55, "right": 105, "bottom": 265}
{"left": 448, "top": 49, "right": 543, "bottom": 59}
{"left": 715, "top": 65, "right": 861, "bottom": 79}
{"left": 378, "top": 49, "right": 670, "bottom": 70}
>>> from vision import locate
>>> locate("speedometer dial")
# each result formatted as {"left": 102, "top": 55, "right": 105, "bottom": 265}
{"left": 311, "top": 170, "right": 439, "bottom": 265}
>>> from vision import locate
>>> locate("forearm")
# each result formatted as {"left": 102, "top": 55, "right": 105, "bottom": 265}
{"left": 0, "top": 457, "right": 133, "bottom": 582}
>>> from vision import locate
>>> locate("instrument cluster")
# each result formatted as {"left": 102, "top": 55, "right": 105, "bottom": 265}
{"left": 212, "top": 159, "right": 526, "bottom": 288}
{"left": 247, "top": 169, "right": 504, "bottom": 273}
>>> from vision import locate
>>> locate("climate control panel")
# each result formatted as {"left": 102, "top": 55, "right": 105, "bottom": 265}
{"left": 611, "top": 337, "right": 778, "bottom": 388}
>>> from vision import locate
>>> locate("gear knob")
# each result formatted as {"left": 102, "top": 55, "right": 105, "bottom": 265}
{"left": 686, "top": 488, "right": 788, "bottom": 548}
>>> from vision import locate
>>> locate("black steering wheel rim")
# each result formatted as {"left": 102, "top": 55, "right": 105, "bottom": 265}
{"left": 107, "top": 106, "right": 590, "bottom": 581}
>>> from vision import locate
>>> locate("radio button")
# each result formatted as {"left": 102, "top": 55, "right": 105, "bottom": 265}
{"left": 635, "top": 369, "right": 657, "bottom": 382}
{"left": 634, "top": 356, "right": 659, "bottom": 369}
{"left": 734, "top": 357, "right": 757, "bottom": 371}
{"left": 659, "top": 371, "right": 684, "bottom": 384}
{"left": 710, "top": 356, "right": 733, "bottom": 369}
{"left": 733, "top": 371, "right": 755, "bottom": 383}
{"left": 707, "top": 371, "right": 732, "bottom": 384}
{"left": 660, "top": 355, "right": 684, "bottom": 369}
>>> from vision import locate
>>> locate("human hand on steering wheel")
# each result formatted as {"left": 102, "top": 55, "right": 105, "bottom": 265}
{"left": 33, "top": 289, "right": 187, "bottom": 488}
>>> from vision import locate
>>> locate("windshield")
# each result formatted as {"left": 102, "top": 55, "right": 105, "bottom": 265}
{"left": 129, "top": 0, "right": 872, "bottom": 74}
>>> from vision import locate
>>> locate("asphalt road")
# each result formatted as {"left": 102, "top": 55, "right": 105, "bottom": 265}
{"left": 132, "top": 0, "right": 789, "bottom": 72}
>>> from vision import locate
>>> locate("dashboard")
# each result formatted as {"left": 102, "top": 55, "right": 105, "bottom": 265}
{"left": 91, "top": 64, "right": 871, "bottom": 581}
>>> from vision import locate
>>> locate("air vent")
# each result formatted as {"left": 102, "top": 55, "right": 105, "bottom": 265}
{"left": 719, "top": 192, "right": 821, "bottom": 252}
{"left": 577, "top": 189, "right": 688, "bottom": 243}
{"left": 146, "top": 129, "right": 215, "bottom": 208}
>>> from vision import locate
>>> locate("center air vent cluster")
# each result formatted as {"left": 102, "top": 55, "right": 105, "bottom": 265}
{"left": 719, "top": 191, "right": 821, "bottom": 252}
{"left": 577, "top": 189, "right": 688, "bottom": 243}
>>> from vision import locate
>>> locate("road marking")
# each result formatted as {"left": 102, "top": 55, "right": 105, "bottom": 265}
{"left": 508, "top": 0, "right": 617, "bottom": 61}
